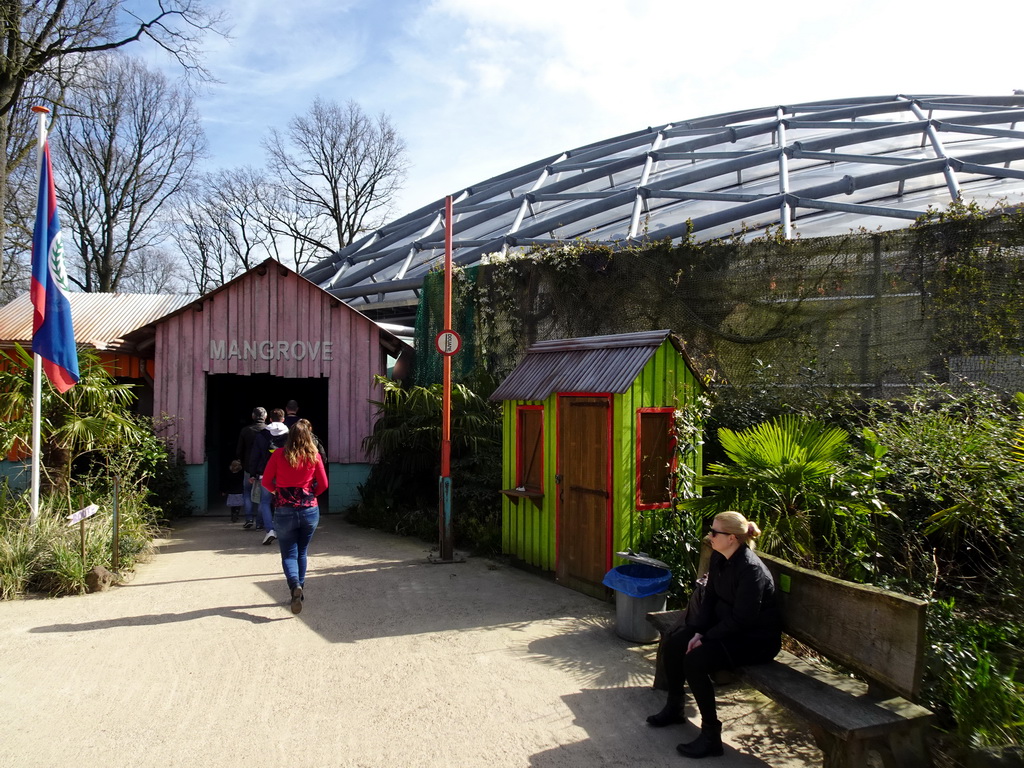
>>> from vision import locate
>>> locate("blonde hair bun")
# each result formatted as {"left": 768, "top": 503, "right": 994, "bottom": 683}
{"left": 713, "top": 511, "right": 761, "bottom": 544}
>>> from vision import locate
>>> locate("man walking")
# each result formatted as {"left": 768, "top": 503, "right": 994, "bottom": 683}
{"left": 284, "top": 400, "right": 300, "bottom": 428}
{"left": 235, "top": 407, "right": 266, "bottom": 529}
{"left": 249, "top": 408, "right": 289, "bottom": 544}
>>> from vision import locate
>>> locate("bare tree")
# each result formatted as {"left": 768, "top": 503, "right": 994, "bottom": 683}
{"left": 53, "top": 54, "right": 206, "bottom": 292}
{"left": 0, "top": 79, "right": 48, "bottom": 300}
{"left": 176, "top": 183, "right": 241, "bottom": 294}
{"left": 0, "top": 0, "right": 219, "bottom": 119}
{"left": 118, "top": 246, "right": 187, "bottom": 293}
{"left": 259, "top": 181, "right": 335, "bottom": 273}
{"left": 204, "top": 167, "right": 277, "bottom": 271}
{"left": 263, "top": 97, "right": 409, "bottom": 256}
{"left": 0, "top": 0, "right": 222, "bottom": 292}
{"left": 175, "top": 164, "right": 338, "bottom": 290}
{"left": 175, "top": 167, "right": 276, "bottom": 293}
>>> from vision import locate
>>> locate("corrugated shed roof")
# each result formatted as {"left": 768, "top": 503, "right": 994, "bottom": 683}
{"left": 490, "top": 330, "right": 675, "bottom": 401}
{"left": 0, "top": 292, "right": 197, "bottom": 353}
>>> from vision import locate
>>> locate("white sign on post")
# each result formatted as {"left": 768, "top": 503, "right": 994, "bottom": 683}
{"left": 67, "top": 504, "right": 99, "bottom": 526}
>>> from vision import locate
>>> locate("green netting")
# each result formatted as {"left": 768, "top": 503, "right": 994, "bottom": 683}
{"left": 414, "top": 208, "right": 1024, "bottom": 394}
{"left": 413, "top": 265, "right": 480, "bottom": 387}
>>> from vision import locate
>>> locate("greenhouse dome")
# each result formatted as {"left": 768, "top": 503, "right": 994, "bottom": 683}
{"left": 303, "top": 94, "right": 1024, "bottom": 322}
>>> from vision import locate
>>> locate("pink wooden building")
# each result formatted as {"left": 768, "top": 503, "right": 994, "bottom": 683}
{"left": 128, "top": 259, "right": 409, "bottom": 513}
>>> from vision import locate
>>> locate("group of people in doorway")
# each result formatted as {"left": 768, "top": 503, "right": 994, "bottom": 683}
{"left": 227, "top": 400, "right": 328, "bottom": 615}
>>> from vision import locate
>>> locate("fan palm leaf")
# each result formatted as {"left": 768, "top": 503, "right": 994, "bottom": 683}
{"left": 683, "top": 414, "right": 880, "bottom": 574}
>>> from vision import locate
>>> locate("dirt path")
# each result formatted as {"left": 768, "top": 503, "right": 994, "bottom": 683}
{"left": 0, "top": 517, "right": 820, "bottom": 767}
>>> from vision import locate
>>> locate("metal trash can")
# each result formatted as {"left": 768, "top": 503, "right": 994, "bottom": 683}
{"left": 602, "top": 551, "right": 672, "bottom": 644}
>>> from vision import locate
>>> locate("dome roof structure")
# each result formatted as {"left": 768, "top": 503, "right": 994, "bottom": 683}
{"left": 304, "top": 94, "right": 1024, "bottom": 321}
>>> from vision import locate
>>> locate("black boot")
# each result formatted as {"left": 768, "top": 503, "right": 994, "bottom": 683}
{"left": 676, "top": 720, "right": 723, "bottom": 758}
{"left": 647, "top": 693, "right": 686, "bottom": 727}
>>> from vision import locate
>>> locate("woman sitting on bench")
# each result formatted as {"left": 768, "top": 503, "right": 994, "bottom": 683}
{"left": 646, "top": 511, "right": 782, "bottom": 759}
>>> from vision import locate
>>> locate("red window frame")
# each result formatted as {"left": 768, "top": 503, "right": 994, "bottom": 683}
{"left": 636, "top": 407, "right": 676, "bottom": 510}
{"left": 516, "top": 405, "right": 544, "bottom": 493}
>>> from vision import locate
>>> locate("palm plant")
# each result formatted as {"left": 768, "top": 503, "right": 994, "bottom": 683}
{"left": 0, "top": 344, "right": 146, "bottom": 495}
{"left": 362, "top": 376, "right": 501, "bottom": 471}
{"left": 356, "top": 376, "right": 503, "bottom": 543}
{"left": 683, "top": 414, "right": 884, "bottom": 576}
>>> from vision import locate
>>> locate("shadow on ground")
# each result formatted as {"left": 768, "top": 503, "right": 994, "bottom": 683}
{"left": 29, "top": 516, "right": 615, "bottom": 647}
{"left": 29, "top": 604, "right": 291, "bottom": 632}
{"left": 528, "top": 686, "right": 782, "bottom": 767}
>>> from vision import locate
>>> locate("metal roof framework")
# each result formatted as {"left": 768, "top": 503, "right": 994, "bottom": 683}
{"left": 303, "top": 94, "right": 1024, "bottom": 318}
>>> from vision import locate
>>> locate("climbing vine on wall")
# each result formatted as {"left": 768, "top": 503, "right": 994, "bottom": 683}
{"left": 416, "top": 202, "right": 1024, "bottom": 395}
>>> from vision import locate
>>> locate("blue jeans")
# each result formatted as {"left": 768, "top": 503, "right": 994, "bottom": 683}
{"left": 258, "top": 485, "right": 274, "bottom": 531}
{"left": 242, "top": 472, "right": 255, "bottom": 522}
{"left": 274, "top": 506, "right": 320, "bottom": 591}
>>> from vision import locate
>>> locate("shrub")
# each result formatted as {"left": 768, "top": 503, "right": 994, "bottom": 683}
{"left": 926, "top": 598, "right": 1024, "bottom": 748}
{"left": 682, "top": 414, "right": 887, "bottom": 579}
{"left": 352, "top": 377, "right": 502, "bottom": 553}
{"left": 840, "top": 380, "right": 1024, "bottom": 603}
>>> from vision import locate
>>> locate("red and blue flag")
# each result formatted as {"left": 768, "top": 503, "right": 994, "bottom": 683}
{"left": 30, "top": 142, "right": 79, "bottom": 392}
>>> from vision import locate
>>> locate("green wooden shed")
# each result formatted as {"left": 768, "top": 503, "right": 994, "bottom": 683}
{"left": 489, "top": 330, "right": 705, "bottom": 598}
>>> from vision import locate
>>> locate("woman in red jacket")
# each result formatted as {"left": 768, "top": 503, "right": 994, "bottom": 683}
{"left": 261, "top": 419, "right": 329, "bottom": 614}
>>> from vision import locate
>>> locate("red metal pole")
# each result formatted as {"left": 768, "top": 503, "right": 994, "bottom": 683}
{"left": 439, "top": 195, "right": 454, "bottom": 560}
{"left": 442, "top": 195, "right": 453, "bottom": 476}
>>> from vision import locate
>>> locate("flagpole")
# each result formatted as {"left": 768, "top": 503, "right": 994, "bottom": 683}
{"left": 29, "top": 105, "right": 49, "bottom": 526}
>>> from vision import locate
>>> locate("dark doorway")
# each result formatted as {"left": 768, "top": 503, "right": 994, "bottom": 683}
{"left": 205, "top": 374, "right": 330, "bottom": 508}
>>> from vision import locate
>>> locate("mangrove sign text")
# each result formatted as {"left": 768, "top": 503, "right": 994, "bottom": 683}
{"left": 210, "top": 340, "right": 334, "bottom": 362}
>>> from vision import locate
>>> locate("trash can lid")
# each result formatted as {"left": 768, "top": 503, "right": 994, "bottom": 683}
{"left": 615, "top": 550, "right": 670, "bottom": 570}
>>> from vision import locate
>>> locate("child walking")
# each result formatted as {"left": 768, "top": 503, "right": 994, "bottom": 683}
{"left": 223, "top": 459, "right": 245, "bottom": 523}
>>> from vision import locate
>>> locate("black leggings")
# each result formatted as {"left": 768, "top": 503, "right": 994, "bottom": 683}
{"left": 662, "top": 625, "right": 780, "bottom": 724}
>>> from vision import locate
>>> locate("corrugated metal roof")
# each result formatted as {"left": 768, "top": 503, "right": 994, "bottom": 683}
{"left": 490, "top": 330, "right": 674, "bottom": 401}
{"left": 0, "top": 292, "right": 197, "bottom": 353}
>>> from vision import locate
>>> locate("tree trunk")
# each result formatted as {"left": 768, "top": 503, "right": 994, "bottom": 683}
{"left": 0, "top": 110, "right": 9, "bottom": 291}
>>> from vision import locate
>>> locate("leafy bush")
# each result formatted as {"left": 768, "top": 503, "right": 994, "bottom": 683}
{"left": 0, "top": 410, "right": 182, "bottom": 598}
{"left": 697, "top": 378, "right": 1024, "bottom": 751}
{"left": 0, "top": 345, "right": 147, "bottom": 493}
{"left": 635, "top": 507, "right": 707, "bottom": 607}
{"left": 350, "top": 376, "right": 503, "bottom": 553}
{"left": 0, "top": 483, "right": 41, "bottom": 599}
{"left": 839, "top": 380, "right": 1024, "bottom": 603}
{"left": 926, "top": 598, "right": 1024, "bottom": 748}
{"left": 683, "top": 414, "right": 887, "bottom": 579}
{"left": 0, "top": 491, "right": 155, "bottom": 597}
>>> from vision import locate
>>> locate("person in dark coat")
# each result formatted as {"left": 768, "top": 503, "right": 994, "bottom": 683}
{"left": 284, "top": 400, "right": 300, "bottom": 428}
{"left": 249, "top": 408, "right": 289, "bottom": 544}
{"left": 235, "top": 407, "right": 266, "bottom": 528}
{"left": 646, "top": 511, "right": 782, "bottom": 759}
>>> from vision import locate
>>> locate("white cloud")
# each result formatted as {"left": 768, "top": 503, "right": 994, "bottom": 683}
{"left": 136, "top": 0, "right": 1024, "bottom": 217}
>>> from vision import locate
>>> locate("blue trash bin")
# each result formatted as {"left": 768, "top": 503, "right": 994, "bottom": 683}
{"left": 603, "top": 552, "right": 672, "bottom": 643}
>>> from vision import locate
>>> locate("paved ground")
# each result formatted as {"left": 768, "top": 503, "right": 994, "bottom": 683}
{"left": 0, "top": 516, "right": 820, "bottom": 768}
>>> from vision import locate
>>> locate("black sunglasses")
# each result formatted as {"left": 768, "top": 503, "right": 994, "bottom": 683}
{"left": 709, "top": 528, "right": 730, "bottom": 538}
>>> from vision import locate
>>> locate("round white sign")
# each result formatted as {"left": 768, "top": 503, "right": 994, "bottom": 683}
{"left": 435, "top": 330, "right": 462, "bottom": 356}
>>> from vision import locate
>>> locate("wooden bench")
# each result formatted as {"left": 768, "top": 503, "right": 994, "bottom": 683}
{"left": 647, "top": 552, "right": 935, "bottom": 768}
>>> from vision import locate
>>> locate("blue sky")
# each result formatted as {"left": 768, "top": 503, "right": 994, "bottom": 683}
{"left": 145, "top": 0, "right": 1024, "bottom": 220}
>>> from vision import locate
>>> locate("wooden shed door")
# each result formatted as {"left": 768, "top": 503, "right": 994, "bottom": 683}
{"left": 556, "top": 396, "right": 611, "bottom": 596}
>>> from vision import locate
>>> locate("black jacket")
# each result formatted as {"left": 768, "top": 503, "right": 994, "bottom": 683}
{"left": 692, "top": 546, "right": 782, "bottom": 644}
{"left": 236, "top": 420, "right": 265, "bottom": 475}
{"left": 249, "top": 422, "right": 289, "bottom": 477}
